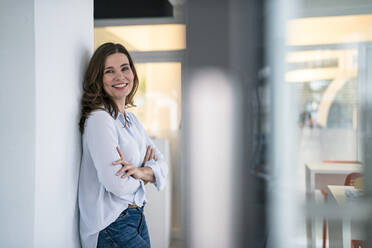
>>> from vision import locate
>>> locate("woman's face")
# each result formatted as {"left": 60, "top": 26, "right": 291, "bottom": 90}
{"left": 102, "top": 52, "right": 134, "bottom": 104}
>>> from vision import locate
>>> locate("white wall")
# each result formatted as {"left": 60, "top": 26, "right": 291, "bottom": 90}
{"left": 0, "top": 1, "right": 93, "bottom": 247}
{"left": 0, "top": 1, "right": 36, "bottom": 247}
{"left": 145, "top": 138, "right": 171, "bottom": 248}
{"left": 34, "top": 0, "right": 93, "bottom": 247}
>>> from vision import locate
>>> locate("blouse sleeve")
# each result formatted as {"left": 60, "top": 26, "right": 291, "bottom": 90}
{"left": 85, "top": 110, "right": 141, "bottom": 198}
{"left": 130, "top": 113, "right": 168, "bottom": 191}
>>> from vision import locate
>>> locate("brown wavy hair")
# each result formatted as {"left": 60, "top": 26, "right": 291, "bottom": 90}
{"left": 79, "top": 42, "right": 139, "bottom": 133}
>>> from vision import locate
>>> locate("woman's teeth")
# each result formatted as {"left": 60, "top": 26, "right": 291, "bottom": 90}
{"left": 112, "top": 83, "right": 128, "bottom": 88}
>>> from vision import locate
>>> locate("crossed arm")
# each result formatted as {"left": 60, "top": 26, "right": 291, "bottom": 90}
{"left": 86, "top": 110, "right": 167, "bottom": 197}
{"left": 112, "top": 145, "right": 157, "bottom": 184}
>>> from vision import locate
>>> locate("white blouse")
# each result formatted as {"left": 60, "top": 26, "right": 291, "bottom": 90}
{"left": 78, "top": 109, "right": 168, "bottom": 248}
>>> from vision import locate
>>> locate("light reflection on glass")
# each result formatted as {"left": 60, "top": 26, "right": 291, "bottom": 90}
{"left": 94, "top": 24, "right": 186, "bottom": 51}
{"left": 129, "top": 62, "right": 182, "bottom": 137}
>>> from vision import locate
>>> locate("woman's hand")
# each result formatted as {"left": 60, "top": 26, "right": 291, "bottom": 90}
{"left": 112, "top": 146, "right": 145, "bottom": 180}
{"left": 142, "top": 145, "right": 158, "bottom": 166}
{"left": 141, "top": 145, "right": 157, "bottom": 184}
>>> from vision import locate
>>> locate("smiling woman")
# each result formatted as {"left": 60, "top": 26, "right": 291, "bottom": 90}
{"left": 79, "top": 43, "right": 139, "bottom": 132}
{"left": 78, "top": 43, "right": 168, "bottom": 248}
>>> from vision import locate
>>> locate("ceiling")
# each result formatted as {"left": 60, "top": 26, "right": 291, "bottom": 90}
{"left": 94, "top": 0, "right": 173, "bottom": 19}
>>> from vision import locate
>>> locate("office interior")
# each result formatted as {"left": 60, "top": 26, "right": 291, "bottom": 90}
{"left": 2, "top": 0, "right": 372, "bottom": 247}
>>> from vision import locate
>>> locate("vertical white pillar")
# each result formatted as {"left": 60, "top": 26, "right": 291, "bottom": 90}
{"left": 186, "top": 69, "right": 238, "bottom": 248}
{"left": 0, "top": 1, "right": 36, "bottom": 247}
{"left": 34, "top": 0, "right": 93, "bottom": 247}
{"left": 0, "top": 0, "right": 93, "bottom": 247}
{"left": 266, "top": 0, "right": 300, "bottom": 247}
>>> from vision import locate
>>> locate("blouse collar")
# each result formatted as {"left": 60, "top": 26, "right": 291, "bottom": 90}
{"left": 117, "top": 111, "right": 132, "bottom": 128}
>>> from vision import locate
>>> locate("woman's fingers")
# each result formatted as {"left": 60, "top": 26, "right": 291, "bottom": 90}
{"left": 115, "top": 163, "right": 133, "bottom": 176}
{"left": 142, "top": 145, "right": 159, "bottom": 167}
{"left": 144, "top": 146, "right": 151, "bottom": 162}
{"left": 112, "top": 158, "right": 124, "bottom": 165}
{"left": 121, "top": 168, "right": 135, "bottom": 179}
{"left": 113, "top": 146, "right": 128, "bottom": 165}
{"left": 145, "top": 145, "right": 158, "bottom": 162}
{"left": 113, "top": 147, "right": 141, "bottom": 179}
{"left": 149, "top": 148, "right": 155, "bottom": 160}
{"left": 112, "top": 157, "right": 130, "bottom": 166}
{"left": 149, "top": 147, "right": 158, "bottom": 161}
{"left": 116, "top": 146, "right": 125, "bottom": 160}
{"left": 115, "top": 166, "right": 126, "bottom": 176}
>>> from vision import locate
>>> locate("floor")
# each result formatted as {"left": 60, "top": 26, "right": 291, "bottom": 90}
{"left": 169, "top": 238, "right": 185, "bottom": 248}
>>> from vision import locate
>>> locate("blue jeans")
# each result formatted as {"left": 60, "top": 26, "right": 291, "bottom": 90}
{"left": 97, "top": 206, "right": 151, "bottom": 248}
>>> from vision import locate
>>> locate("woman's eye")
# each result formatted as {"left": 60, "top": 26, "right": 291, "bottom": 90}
{"left": 104, "top": 70, "right": 113, "bottom": 74}
{"left": 122, "top": 67, "right": 129, "bottom": 72}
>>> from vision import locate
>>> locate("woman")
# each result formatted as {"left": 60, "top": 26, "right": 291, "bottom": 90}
{"left": 78, "top": 42, "right": 168, "bottom": 248}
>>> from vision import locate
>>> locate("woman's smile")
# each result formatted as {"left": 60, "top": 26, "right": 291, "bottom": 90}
{"left": 112, "top": 82, "right": 129, "bottom": 89}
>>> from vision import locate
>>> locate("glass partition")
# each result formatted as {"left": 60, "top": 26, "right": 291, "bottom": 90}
{"left": 268, "top": 3, "right": 372, "bottom": 248}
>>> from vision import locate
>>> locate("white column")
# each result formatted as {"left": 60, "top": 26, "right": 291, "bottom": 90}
{"left": 34, "top": 0, "right": 93, "bottom": 247}
{"left": 0, "top": 1, "right": 36, "bottom": 247}
{"left": 0, "top": 1, "right": 93, "bottom": 247}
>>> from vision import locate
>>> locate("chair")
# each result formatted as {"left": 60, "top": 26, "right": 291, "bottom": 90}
{"left": 320, "top": 161, "right": 362, "bottom": 248}
{"left": 351, "top": 240, "right": 365, "bottom": 248}
{"left": 344, "top": 173, "right": 363, "bottom": 186}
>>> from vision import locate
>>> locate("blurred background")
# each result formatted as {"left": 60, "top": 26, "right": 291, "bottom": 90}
{"left": 2, "top": 0, "right": 372, "bottom": 247}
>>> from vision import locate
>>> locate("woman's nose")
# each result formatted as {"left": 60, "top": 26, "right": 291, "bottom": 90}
{"left": 114, "top": 71, "right": 125, "bottom": 81}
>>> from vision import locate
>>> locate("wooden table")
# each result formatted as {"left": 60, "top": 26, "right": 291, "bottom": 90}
{"left": 305, "top": 163, "right": 363, "bottom": 248}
